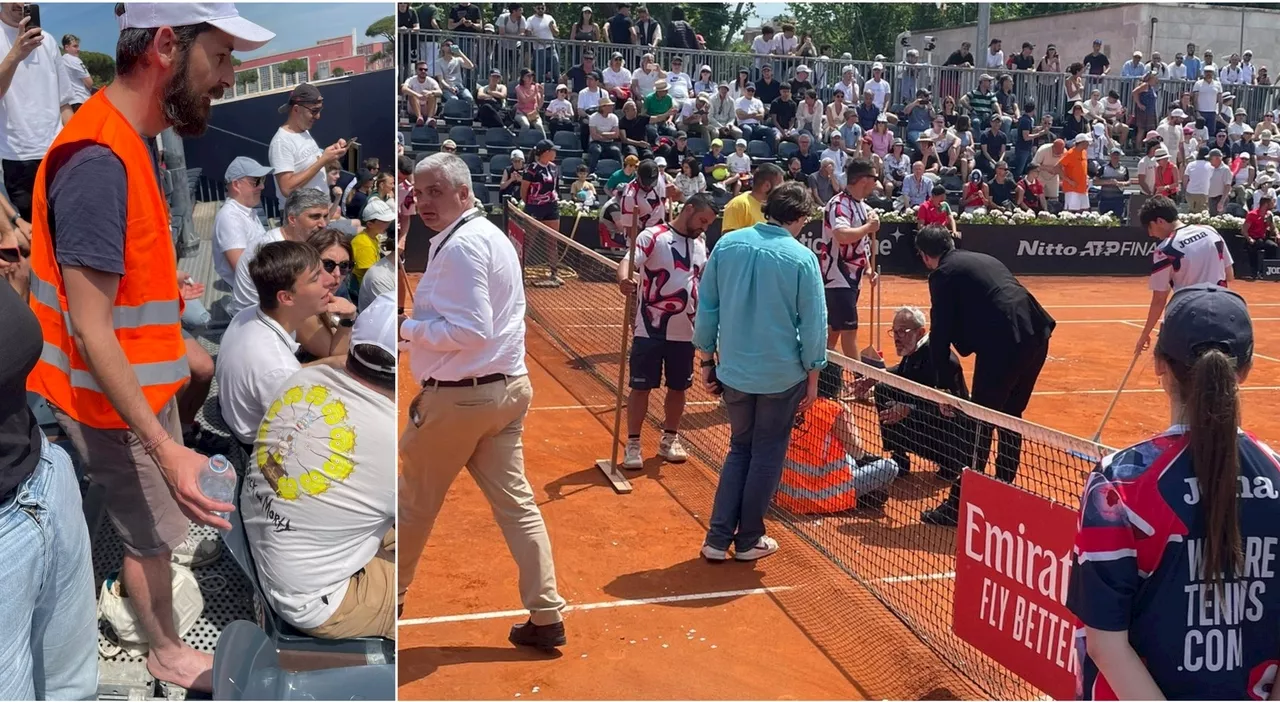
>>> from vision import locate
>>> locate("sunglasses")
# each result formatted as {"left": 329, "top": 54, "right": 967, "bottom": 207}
{"left": 301, "top": 104, "right": 323, "bottom": 117}
{"left": 443, "top": 145, "right": 457, "bottom": 152}
{"left": 243, "top": 176, "right": 263, "bottom": 187}
{"left": 322, "top": 259, "right": 353, "bottom": 274}
{"left": 890, "top": 328, "right": 916, "bottom": 338}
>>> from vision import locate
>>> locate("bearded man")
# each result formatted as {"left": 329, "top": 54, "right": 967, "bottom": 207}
{"left": 24, "top": 3, "right": 272, "bottom": 692}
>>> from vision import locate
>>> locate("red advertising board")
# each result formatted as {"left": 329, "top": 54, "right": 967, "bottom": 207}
{"left": 952, "top": 471, "right": 1081, "bottom": 700}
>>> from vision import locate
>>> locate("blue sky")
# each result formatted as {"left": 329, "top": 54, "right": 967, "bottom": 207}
{"left": 40, "top": 2, "right": 393, "bottom": 60}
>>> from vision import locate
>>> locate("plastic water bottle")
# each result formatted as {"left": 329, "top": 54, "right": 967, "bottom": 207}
{"left": 198, "top": 455, "right": 236, "bottom": 526}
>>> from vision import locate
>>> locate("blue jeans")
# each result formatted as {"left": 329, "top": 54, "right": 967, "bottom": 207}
{"left": 0, "top": 436, "right": 97, "bottom": 700}
{"left": 534, "top": 48, "right": 561, "bottom": 84}
{"left": 443, "top": 88, "right": 474, "bottom": 104}
{"left": 1011, "top": 148, "right": 1033, "bottom": 179}
{"left": 1201, "top": 110, "right": 1219, "bottom": 136}
{"left": 847, "top": 456, "right": 900, "bottom": 495}
{"left": 705, "top": 380, "right": 807, "bottom": 552}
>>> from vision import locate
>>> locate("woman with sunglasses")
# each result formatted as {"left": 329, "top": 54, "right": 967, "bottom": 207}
{"left": 1068, "top": 285, "right": 1280, "bottom": 700}
{"left": 303, "top": 228, "right": 357, "bottom": 339}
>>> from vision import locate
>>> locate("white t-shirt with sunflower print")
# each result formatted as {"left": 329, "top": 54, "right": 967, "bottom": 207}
{"left": 241, "top": 363, "right": 396, "bottom": 630}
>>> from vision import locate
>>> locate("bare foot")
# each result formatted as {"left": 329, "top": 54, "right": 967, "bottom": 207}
{"left": 147, "top": 645, "right": 214, "bottom": 693}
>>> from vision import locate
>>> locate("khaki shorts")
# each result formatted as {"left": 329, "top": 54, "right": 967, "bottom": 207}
{"left": 52, "top": 398, "right": 189, "bottom": 557}
{"left": 303, "top": 528, "right": 397, "bottom": 641}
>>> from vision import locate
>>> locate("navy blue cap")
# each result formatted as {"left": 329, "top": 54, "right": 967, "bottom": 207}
{"left": 744, "top": 82, "right": 756, "bottom": 91}
{"left": 1156, "top": 285, "right": 1254, "bottom": 367}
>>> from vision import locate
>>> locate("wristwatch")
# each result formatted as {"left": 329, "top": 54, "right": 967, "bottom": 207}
{"left": 699, "top": 359, "right": 716, "bottom": 369}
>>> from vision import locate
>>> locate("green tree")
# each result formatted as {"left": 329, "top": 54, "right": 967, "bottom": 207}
{"left": 333, "top": 67, "right": 346, "bottom": 77}
{"left": 368, "top": 50, "right": 387, "bottom": 66}
{"left": 80, "top": 50, "right": 115, "bottom": 87}
{"left": 235, "top": 70, "right": 258, "bottom": 87}
{"left": 367, "top": 15, "right": 395, "bottom": 44}
{"left": 539, "top": 3, "right": 754, "bottom": 53}
{"left": 232, "top": 56, "right": 241, "bottom": 67}
{"left": 281, "top": 58, "right": 308, "bottom": 77}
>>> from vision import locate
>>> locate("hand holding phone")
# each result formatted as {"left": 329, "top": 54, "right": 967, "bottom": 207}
{"left": 22, "top": 4, "right": 40, "bottom": 31}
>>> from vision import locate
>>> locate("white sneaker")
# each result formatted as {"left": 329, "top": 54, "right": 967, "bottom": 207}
{"left": 700, "top": 544, "right": 729, "bottom": 562}
{"left": 621, "top": 440, "right": 644, "bottom": 470}
{"left": 658, "top": 433, "right": 688, "bottom": 463}
{"left": 734, "top": 535, "right": 779, "bottom": 561}
{"left": 172, "top": 531, "right": 222, "bottom": 568}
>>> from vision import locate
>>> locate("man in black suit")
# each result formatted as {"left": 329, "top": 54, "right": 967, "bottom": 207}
{"left": 860, "top": 306, "right": 973, "bottom": 482}
{"left": 914, "top": 225, "right": 1056, "bottom": 526}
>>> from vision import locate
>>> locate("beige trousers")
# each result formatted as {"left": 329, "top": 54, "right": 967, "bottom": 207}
{"left": 398, "top": 375, "right": 565, "bottom": 625}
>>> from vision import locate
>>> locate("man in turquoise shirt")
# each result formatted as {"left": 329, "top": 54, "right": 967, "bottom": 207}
{"left": 693, "top": 181, "right": 827, "bottom": 563}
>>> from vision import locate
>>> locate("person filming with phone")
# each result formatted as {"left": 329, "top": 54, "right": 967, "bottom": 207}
{"left": 269, "top": 82, "right": 349, "bottom": 210}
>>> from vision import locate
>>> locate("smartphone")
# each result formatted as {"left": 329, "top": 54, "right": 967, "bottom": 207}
{"left": 22, "top": 4, "right": 40, "bottom": 31}
{"left": 0, "top": 248, "right": 20, "bottom": 263}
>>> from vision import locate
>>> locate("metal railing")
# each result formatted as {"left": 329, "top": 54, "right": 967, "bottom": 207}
{"left": 400, "top": 29, "right": 1280, "bottom": 122}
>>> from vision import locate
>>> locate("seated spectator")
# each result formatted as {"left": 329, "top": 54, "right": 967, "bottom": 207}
{"left": 607, "top": 154, "right": 640, "bottom": 194}
{"left": 961, "top": 74, "right": 997, "bottom": 128}
{"left": 1244, "top": 194, "right": 1280, "bottom": 279}
{"left": 619, "top": 100, "right": 654, "bottom": 160}
{"left": 644, "top": 79, "right": 678, "bottom": 140}
{"left": 755, "top": 65, "right": 781, "bottom": 105}
{"left": 735, "top": 83, "right": 772, "bottom": 146}
{"left": 994, "top": 75, "right": 1018, "bottom": 133}
{"left": 820, "top": 133, "right": 849, "bottom": 184}
{"left": 666, "top": 56, "right": 692, "bottom": 106}
{"left": 977, "top": 114, "right": 1008, "bottom": 175}
{"left": 358, "top": 235, "right": 396, "bottom": 314}
{"left": 725, "top": 138, "right": 753, "bottom": 194}
{"left": 917, "top": 184, "right": 959, "bottom": 238}
{"left": 632, "top": 53, "right": 665, "bottom": 100}
{"left": 674, "top": 157, "right": 706, "bottom": 200}
{"left": 1082, "top": 88, "right": 1105, "bottom": 120}
{"left": 777, "top": 364, "right": 900, "bottom": 514}
{"left": 729, "top": 67, "right": 750, "bottom": 100}
{"left": 344, "top": 170, "right": 374, "bottom": 221}
{"left": 1017, "top": 163, "right": 1049, "bottom": 211}
{"left": 306, "top": 227, "right": 358, "bottom": 337}
{"left": 678, "top": 93, "right": 712, "bottom": 143}
{"left": 987, "top": 161, "right": 1020, "bottom": 209}
{"left": 856, "top": 89, "right": 880, "bottom": 131}
{"left": 826, "top": 89, "right": 850, "bottom": 134}
{"left": 229, "top": 188, "right": 332, "bottom": 319}
{"left": 655, "top": 130, "right": 692, "bottom": 166}
{"left": 402, "top": 60, "right": 442, "bottom": 127}
{"left": 570, "top": 163, "right": 597, "bottom": 204}
{"left": 588, "top": 97, "right": 623, "bottom": 164}
{"left": 901, "top": 161, "right": 935, "bottom": 208}
{"left": 785, "top": 157, "right": 805, "bottom": 182}
{"left": 692, "top": 64, "right": 715, "bottom": 96}
{"left": 790, "top": 64, "right": 815, "bottom": 97}
{"left": 796, "top": 89, "right": 825, "bottom": 137}
{"left": 352, "top": 199, "right": 394, "bottom": 287}
{"left": 769, "top": 83, "right": 799, "bottom": 145}
{"left": 214, "top": 157, "right": 273, "bottom": 289}
{"left": 709, "top": 83, "right": 742, "bottom": 140}
{"left": 868, "top": 114, "right": 893, "bottom": 158}
{"left": 242, "top": 292, "right": 397, "bottom": 641}
{"left": 833, "top": 66, "right": 859, "bottom": 107}
{"left": 853, "top": 306, "right": 971, "bottom": 481}
{"left": 916, "top": 135, "right": 944, "bottom": 175}
{"left": 473, "top": 69, "right": 510, "bottom": 128}
{"left": 808, "top": 158, "right": 839, "bottom": 204}
{"left": 865, "top": 62, "right": 891, "bottom": 109}
{"left": 953, "top": 115, "right": 977, "bottom": 181}
{"left": 882, "top": 139, "right": 910, "bottom": 197}
{"left": 795, "top": 133, "right": 820, "bottom": 175}
{"left": 1103, "top": 90, "right": 1129, "bottom": 146}
{"left": 961, "top": 168, "right": 990, "bottom": 211}
{"left": 218, "top": 240, "right": 334, "bottom": 447}
{"left": 838, "top": 109, "right": 863, "bottom": 157}
{"left": 939, "top": 94, "right": 959, "bottom": 128}
{"left": 435, "top": 39, "right": 474, "bottom": 103}
{"left": 513, "top": 68, "right": 546, "bottom": 135}
{"left": 903, "top": 90, "right": 935, "bottom": 148}
{"left": 499, "top": 149, "right": 525, "bottom": 200}
{"left": 563, "top": 49, "right": 602, "bottom": 93}
{"left": 702, "top": 138, "right": 728, "bottom": 182}
{"left": 545, "top": 84, "right": 577, "bottom": 135}
{"left": 603, "top": 51, "right": 633, "bottom": 102}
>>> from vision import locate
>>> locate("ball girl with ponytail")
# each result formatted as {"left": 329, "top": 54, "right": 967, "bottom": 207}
{"left": 1067, "top": 285, "right": 1280, "bottom": 700}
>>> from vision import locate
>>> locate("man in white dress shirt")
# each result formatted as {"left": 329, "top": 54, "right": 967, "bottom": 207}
{"left": 398, "top": 152, "right": 567, "bottom": 650}
{"left": 212, "top": 156, "right": 272, "bottom": 288}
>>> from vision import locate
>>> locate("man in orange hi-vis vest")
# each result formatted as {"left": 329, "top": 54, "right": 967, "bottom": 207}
{"left": 26, "top": 3, "right": 272, "bottom": 691}
{"left": 776, "top": 364, "right": 901, "bottom": 514}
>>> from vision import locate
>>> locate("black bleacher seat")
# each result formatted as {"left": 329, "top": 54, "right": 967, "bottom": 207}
{"left": 472, "top": 181, "right": 492, "bottom": 204}
{"left": 778, "top": 142, "right": 800, "bottom": 160}
{"left": 517, "top": 128, "right": 544, "bottom": 149}
{"left": 460, "top": 152, "right": 484, "bottom": 177}
{"left": 687, "top": 137, "right": 709, "bottom": 156}
{"left": 747, "top": 140, "right": 774, "bottom": 161}
{"left": 449, "top": 125, "right": 479, "bottom": 151}
{"left": 595, "top": 158, "right": 621, "bottom": 179}
{"left": 553, "top": 131, "right": 582, "bottom": 154}
{"left": 485, "top": 129, "right": 516, "bottom": 150}
{"left": 410, "top": 124, "right": 439, "bottom": 148}
{"left": 488, "top": 154, "right": 512, "bottom": 183}
{"left": 441, "top": 99, "right": 474, "bottom": 125}
{"left": 560, "top": 157, "right": 585, "bottom": 183}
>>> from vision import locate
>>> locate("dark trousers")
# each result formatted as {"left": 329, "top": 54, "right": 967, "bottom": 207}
{"left": 874, "top": 384, "right": 973, "bottom": 479}
{"left": 941, "top": 335, "right": 1051, "bottom": 509}
{"left": 3, "top": 158, "right": 41, "bottom": 221}
{"left": 1246, "top": 238, "right": 1280, "bottom": 278}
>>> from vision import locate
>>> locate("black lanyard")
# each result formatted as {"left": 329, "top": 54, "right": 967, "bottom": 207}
{"left": 426, "top": 210, "right": 482, "bottom": 270}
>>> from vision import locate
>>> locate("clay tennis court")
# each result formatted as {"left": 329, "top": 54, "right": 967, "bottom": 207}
{"left": 397, "top": 264, "right": 1280, "bottom": 700}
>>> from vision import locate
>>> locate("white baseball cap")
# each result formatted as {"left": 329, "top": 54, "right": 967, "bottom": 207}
{"left": 361, "top": 198, "right": 396, "bottom": 223}
{"left": 117, "top": 3, "right": 275, "bottom": 52}
{"left": 350, "top": 292, "right": 397, "bottom": 375}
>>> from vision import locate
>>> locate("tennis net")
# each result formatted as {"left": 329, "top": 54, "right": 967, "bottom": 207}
{"left": 507, "top": 202, "right": 1109, "bottom": 699}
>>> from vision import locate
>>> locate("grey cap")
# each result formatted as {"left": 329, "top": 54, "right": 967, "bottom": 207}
{"left": 1156, "top": 285, "right": 1253, "bottom": 367}
{"left": 1209, "top": 148, "right": 1224, "bottom": 158}
{"left": 224, "top": 156, "right": 273, "bottom": 182}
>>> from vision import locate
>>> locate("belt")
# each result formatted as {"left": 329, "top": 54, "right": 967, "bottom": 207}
{"left": 423, "top": 373, "right": 510, "bottom": 388}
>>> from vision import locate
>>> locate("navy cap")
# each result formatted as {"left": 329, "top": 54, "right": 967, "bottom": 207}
{"left": 1156, "top": 285, "right": 1254, "bottom": 368}
{"left": 744, "top": 82, "right": 756, "bottom": 91}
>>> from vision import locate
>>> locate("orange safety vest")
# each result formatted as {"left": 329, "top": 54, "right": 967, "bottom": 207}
{"left": 27, "top": 90, "right": 188, "bottom": 430}
{"left": 775, "top": 399, "right": 859, "bottom": 513}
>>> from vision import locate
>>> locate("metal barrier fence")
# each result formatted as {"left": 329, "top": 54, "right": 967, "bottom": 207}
{"left": 401, "top": 29, "right": 1280, "bottom": 122}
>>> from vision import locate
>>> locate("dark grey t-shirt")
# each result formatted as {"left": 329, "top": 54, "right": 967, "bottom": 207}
{"left": 47, "top": 142, "right": 159, "bottom": 274}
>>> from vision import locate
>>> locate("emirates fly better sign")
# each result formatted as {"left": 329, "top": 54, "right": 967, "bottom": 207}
{"left": 952, "top": 471, "right": 1080, "bottom": 699}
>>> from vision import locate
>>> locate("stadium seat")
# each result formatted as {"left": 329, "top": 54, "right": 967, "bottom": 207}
{"left": 687, "top": 137, "right": 709, "bottom": 156}
{"left": 553, "top": 130, "right": 582, "bottom": 154}
{"left": 472, "top": 181, "right": 491, "bottom": 204}
{"left": 560, "top": 157, "right": 585, "bottom": 183}
{"left": 778, "top": 142, "right": 800, "bottom": 160}
{"left": 517, "top": 128, "right": 544, "bottom": 149}
{"left": 488, "top": 154, "right": 512, "bottom": 183}
{"left": 441, "top": 98, "right": 474, "bottom": 125}
{"left": 595, "top": 158, "right": 621, "bottom": 180}
{"left": 410, "top": 124, "right": 439, "bottom": 148}
{"left": 460, "top": 152, "right": 484, "bottom": 176}
{"left": 449, "top": 125, "right": 479, "bottom": 151}
{"left": 747, "top": 140, "right": 774, "bottom": 161}
{"left": 485, "top": 128, "right": 516, "bottom": 150}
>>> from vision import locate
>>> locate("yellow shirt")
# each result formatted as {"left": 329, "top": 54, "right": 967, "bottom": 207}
{"left": 351, "top": 229, "right": 380, "bottom": 283}
{"left": 722, "top": 192, "right": 765, "bottom": 232}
